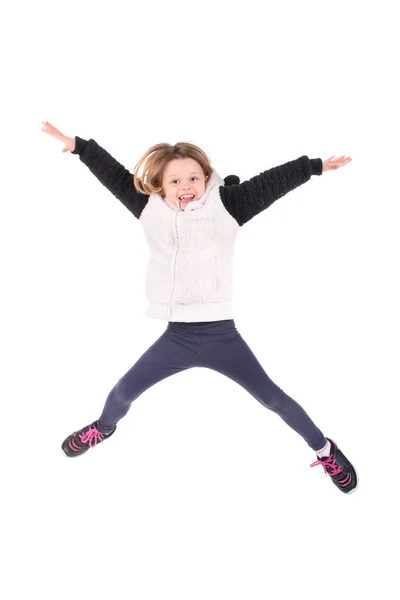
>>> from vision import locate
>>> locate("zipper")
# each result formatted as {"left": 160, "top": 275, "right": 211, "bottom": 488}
{"left": 168, "top": 210, "right": 180, "bottom": 321}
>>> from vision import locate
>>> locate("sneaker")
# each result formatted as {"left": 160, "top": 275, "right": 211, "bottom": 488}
{"left": 62, "top": 421, "right": 116, "bottom": 458}
{"left": 310, "top": 437, "right": 358, "bottom": 494}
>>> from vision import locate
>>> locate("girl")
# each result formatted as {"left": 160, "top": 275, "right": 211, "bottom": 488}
{"left": 41, "top": 121, "right": 357, "bottom": 494}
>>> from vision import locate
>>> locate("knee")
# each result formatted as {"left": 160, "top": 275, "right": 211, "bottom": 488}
{"left": 265, "top": 388, "right": 290, "bottom": 412}
{"left": 109, "top": 379, "right": 131, "bottom": 405}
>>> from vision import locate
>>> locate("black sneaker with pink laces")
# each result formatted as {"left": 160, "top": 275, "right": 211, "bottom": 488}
{"left": 310, "top": 437, "right": 358, "bottom": 494}
{"left": 62, "top": 421, "right": 116, "bottom": 457}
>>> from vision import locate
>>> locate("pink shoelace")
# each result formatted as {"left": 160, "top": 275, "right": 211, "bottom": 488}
{"left": 79, "top": 426, "right": 104, "bottom": 447}
{"left": 310, "top": 455, "right": 352, "bottom": 488}
{"left": 68, "top": 425, "right": 105, "bottom": 452}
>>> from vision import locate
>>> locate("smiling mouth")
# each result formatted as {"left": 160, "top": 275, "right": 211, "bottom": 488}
{"left": 179, "top": 195, "right": 195, "bottom": 201}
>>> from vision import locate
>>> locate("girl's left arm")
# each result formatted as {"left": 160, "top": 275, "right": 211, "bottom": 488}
{"left": 220, "top": 155, "right": 351, "bottom": 226}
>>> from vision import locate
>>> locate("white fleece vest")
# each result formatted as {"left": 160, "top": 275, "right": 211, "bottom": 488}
{"left": 139, "top": 169, "right": 239, "bottom": 322}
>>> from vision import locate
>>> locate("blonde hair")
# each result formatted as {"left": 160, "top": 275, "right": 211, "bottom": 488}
{"left": 133, "top": 142, "right": 212, "bottom": 196}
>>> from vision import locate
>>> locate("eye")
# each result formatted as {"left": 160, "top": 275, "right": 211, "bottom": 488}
{"left": 190, "top": 177, "right": 198, "bottom": 181}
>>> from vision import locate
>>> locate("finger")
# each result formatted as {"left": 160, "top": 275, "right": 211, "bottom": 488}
{"left": 335, "top": 159, "right": 351, "bottom": 168}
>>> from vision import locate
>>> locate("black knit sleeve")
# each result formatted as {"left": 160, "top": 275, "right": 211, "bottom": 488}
{"left": 71, "top": 136, "right": 149, "bottom": 219}
{"left": 219, "top": 156, "right": 323, "bottom": 226}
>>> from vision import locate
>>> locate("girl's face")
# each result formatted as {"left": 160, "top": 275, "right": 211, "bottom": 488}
{"left": 162, "top": 158, "right": 208, "bottom": 209}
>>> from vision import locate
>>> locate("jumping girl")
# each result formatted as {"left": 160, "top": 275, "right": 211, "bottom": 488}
{"left": 41, "top": 121, "right": 357, "bottom": 494}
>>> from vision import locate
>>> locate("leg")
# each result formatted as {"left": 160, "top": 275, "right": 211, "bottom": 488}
{"left": 97, "top": 326, "right": 197, "bottom": 434}
{"left": 197, "top": 322, "right": 326, "bottom": 451}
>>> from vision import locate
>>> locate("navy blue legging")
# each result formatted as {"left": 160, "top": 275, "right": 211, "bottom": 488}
{"left": 97, "top": 320, "right": 326, "bottom": 451}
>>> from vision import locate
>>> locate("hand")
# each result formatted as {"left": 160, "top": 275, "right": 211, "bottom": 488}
{"left": 41, "top": 121, "right": 76, "bottom": 153}
{"left": 323, "top": 155, "right": 352, "bottom": 172}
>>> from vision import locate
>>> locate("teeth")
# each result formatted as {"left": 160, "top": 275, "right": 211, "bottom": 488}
{"left": 180, "top": 195, "right": 194, "bottom": 200}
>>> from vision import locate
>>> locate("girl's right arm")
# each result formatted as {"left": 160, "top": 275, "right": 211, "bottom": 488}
{"left": 41, "top": 122, "right": 149, "bottom": 219}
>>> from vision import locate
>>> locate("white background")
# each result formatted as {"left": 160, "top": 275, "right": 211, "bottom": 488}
{"left": 2, "top": 0, "right": 399, "bottom": 598}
